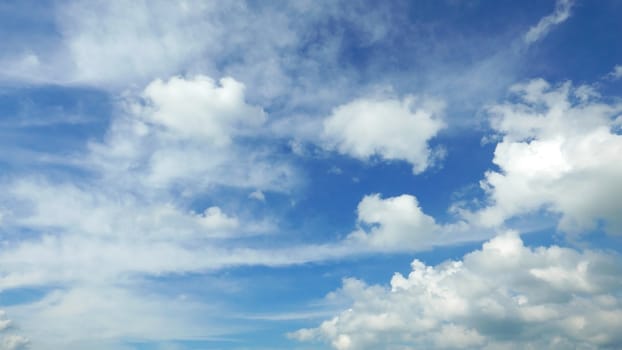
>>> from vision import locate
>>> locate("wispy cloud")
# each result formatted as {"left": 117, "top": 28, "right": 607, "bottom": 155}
{"left": 524, "top": 0, "right": 574, "bottom": 44}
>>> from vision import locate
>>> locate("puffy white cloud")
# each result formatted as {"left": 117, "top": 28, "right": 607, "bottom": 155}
{"left": 465, "top": 79, "right": 622, "bottom": 235}
{"left": 322, "top": 96, "right": 445, "bottom": 174}
{"left": 343, "top": 193, "right": 487, "bottom": 252}
{"left": 291, "top": 232, "right": 622, "bottom": 349}
{"left": 346, "top": 194, "right": 439, "bottom": 250}
{"left": 138, "top": 76, "right": 265, "bottom": 145}
{"left": 524, "top": 0, "right": 574, "bottom": 44}
{"left": 88, "top": 75, "right": 296, "bottom": 191}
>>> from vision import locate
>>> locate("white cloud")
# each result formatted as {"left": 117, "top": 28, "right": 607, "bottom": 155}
{"left": 0, "top": 312, "right": 11, "bottom": 332}
{"left": 341, "top": 193, "right": 489, "bottom": 253}
{"left": 291, "top": 232, "right": 622, "bottom": 349}
{"left": 0, "top": 335, "right": 29, "bottom": 350}
{"left": 322, "top": 96, "right": 445, "bottom": 174}
{"left": 4, "top": 179, "right": 241, "bottom": 242}
{"left": 4, "top": 285, "right": 223, "bottom": 350}
{"left": 524, "top": 0, "right": 574, "bottom": 44}
{"left": 463, "top": 79, "right": 622, "bottom": 235}
{"left": 87, "top": 75, "right": 296, "bottom": 192}
{"left": 61, "top": 1, "right": 215, "bottom": 85}
{"left": 248, "top": 190, "right": 266, "bottom": 202}
{"left": 138, "top": 76, "right": 265, "bottom": 145}
{"left": 346, "top": 194, "right": 439, "bottom": 249}
{"left": 608, "top": 65, "right": 622, "bottom": 80}
{"left": 0, "top": 311, "right": 28, "bottom": 350}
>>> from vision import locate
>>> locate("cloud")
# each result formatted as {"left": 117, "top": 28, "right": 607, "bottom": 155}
{"left": 87, "top": 75, "right": 296, "bottom": 192}
{"left": 0, "top": 335, "right": 28, "bottom": 350}
{"left": 321, "top": 96, "right": 445, "bottom": 174}
{"left": 0, "top": 311, "right": 28, "bottom": 350}
{"left": 248, "top": 190, "right": 266, "bottom": 202}
{"left": 462, "top": 79, "right": 622, "bottom": 235}
{"left": 0, "top": 0, "right": 393, "bottom": 106}
{"left": 291, "top": 232, "right": 622, "bottom": 349}
{"left": 524, "top": 0, "right": 574, "bottom": 44}
{"left": 346, "top": 194, "right": 439, "bottom": 249}
{"left": 608, "top": 65, "right": 622, "bottom": 80}
{"left": 341, "top": 193, "right": 493, "bottom": 253}
{"left": 138, "top": 76, "right": 265, "bottom": 145}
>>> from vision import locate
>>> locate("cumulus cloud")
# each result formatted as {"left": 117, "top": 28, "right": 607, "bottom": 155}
{"left": 463, "top": 79, "right": 622, "bottom": 235}
{"left": 138, "top": 76, "right": 265, "bottom": 144}
{"left": 346, "top": 194, "right": 439, "bottom": 249}
{"left": 322, "top": 96, "right": 445, "bottom": 174}
{"left": 524, "top": 0, "right": 574, "bottom": 44}
{"left": 342, "top": 193, "right": 489, "bottom": 252}
{"left": 88, "top": 75, "right": 295, "bottom": 191}
{"left": 291, "top": 232, "right": 622, "bottom": 349}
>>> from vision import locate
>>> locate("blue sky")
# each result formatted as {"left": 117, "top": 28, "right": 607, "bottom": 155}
{"left": 0, "top": 0, "right": 621, "bottom": 349}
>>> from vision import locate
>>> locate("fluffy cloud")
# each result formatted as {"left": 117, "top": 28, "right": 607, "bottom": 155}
{"left": 88, "top": 75, "right": 296, "bottom": 191}
{"left": 322, "top": 96, "right": 445, "bottom": 174}
{"left": 524, "top": 0, "right": 574, "bottom": 44}
{"left": 343, "top": 193, "right": 486, "bottom": 252}
{"left": 291, "top": 232, "right": 622, "bottom": 349}
{"left": 465, "top": 79, "right": 622, "bottom": 235}
{"left": 138, "top": 76, "right": 265, "bottom": 144}
{"left": 346, "top": 194, "right": 439, "bottom": 250}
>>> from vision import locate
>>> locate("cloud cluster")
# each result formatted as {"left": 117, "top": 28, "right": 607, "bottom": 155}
{"left": 465, "top": 79, "right": 622, "bottom": 235}
{"left": 0, "top": 74, "right": 294, "bottom": 347}
{"left": 322, "top": 96, "right": 445, "bottom": 174}
{"left": 292, "top": 232, "right": 622, "bottom": 349}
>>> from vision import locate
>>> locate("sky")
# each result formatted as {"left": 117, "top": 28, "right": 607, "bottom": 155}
{"left": 0, "top": 0, "right": 621, "bottom": 349}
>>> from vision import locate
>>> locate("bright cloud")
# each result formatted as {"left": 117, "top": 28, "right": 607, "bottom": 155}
{"left": 322, "top": 96, "right": 445, "bottom": 174}
{"left": 292, "top": 232, "right": 622, "bottom": 349}
{"left": 88, "top": 75, "right": 295, "bottom": 191}
{"left": 464, "top": 79, "right": 622, "bottom": 235}
{"left": 0, "top": 1, "right": 621, "bottom": 349}
{"left": 346, "top": 194, "right": 439, "bottom": 249}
